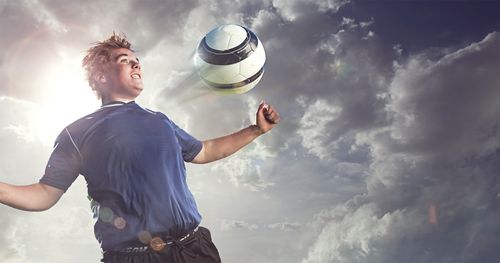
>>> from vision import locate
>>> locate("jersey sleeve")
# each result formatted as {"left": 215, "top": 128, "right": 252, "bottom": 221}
{"left": 161, "top": 114, "right": 203, "bottom": 162}
{"left": 39, "top": 128, "right": 81, "bottom": 192}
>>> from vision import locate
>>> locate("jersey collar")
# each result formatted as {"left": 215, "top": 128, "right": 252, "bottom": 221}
{"left": 101, "top": 101, "right": 134, "bottom": 108}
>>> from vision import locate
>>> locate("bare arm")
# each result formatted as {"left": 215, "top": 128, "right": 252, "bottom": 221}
{"left": 192, "top": 125, "right": 263, "bottom": 164}
{"left": 192, "top": 101, "right": 280, "bottom": 164}
{"left": 0, "top": 182, "right": 64, "bottom": 211}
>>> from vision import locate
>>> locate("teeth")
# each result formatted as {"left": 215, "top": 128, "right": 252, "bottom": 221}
{"left": 131, "top": 74, "right": 140, "bottom": 79}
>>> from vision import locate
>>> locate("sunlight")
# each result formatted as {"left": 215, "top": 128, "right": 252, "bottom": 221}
{"left": 33, "top": 48, "right": 99, "bottom": 146}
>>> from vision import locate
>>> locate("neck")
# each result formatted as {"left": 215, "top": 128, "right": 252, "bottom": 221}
{"left": 101, "top": 95, "right": 136, "bottom": 106}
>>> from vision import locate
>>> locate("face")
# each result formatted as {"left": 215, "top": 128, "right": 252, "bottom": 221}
{"left": 101, "top": 48, "right": 143, "bottom": 101}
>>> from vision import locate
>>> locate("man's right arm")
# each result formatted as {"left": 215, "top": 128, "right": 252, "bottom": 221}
{"left": 0, "top": 182, "right": 64, "bottom": 211}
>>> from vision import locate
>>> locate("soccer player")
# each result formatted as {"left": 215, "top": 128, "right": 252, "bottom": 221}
{"left": 0, "top": 33, "right": 280, "bottom": 263}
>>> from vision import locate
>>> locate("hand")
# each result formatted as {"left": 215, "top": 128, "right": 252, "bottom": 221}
{"left": 256, "top": 101, "right": 280, "bottom": 134}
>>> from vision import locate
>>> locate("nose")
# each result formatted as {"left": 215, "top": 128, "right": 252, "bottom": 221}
{"left": 132, "top": 61, "right": 141, "bottom": 70}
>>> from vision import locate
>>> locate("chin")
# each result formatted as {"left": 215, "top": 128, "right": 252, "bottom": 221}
{"left": 132, "top": 86, "right": 143, "bottom": 93}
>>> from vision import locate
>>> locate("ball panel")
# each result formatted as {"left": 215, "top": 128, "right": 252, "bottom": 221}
{"left": 205, "top": 30, "right": 232, "bottom": 51}
{"left": 220, "top": 25, "right": 247, "bottom": 49}
{"left": 196, "top": 27, "right": 258, "bottom": 65}
{"left": 254, "top": 37, "right": 266, "bottom": 61}
{"left": 195, "top": 58, "right": 242, "bottom": 84}
{"left": 203, "top": 73, "right": 264, "bottom": 94}
{"left": 227, "top": 35, "right": 245, "bottom": 51}
{"left": 199, "top": 67, "right": 264, "bottom": 92}
{"left": 197, "top": 41, "right": 243, "bottom": 65}
{"left": 238, "top": 46, "right": 265, "bottom": 78}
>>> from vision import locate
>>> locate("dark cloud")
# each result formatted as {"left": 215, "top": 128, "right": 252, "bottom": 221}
{"left": 249, "top": 6, "right": 396, "bottom": 158}
{"left": 303, "top": 32, "right": 500, "bottom": 263}
{"left": 343, "top": 1, "right": 500, "bottom": 55}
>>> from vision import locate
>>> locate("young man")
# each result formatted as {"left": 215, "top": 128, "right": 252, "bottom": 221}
{"left": 0, "top": 33, "right": 280, "bottom": 263}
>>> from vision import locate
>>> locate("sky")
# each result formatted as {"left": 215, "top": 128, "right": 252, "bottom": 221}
{"left": 1, "top": 0, "right": 500, "bottom": 262}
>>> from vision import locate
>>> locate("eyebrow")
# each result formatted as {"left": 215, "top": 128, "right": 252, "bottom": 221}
{"left": 114, "top": 54, "right": 140, "bottom": 63}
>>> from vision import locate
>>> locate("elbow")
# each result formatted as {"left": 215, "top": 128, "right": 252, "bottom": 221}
{"left": 30, "top": 201, "right": 56, "bottom": 212}
{"left": 191, "top": 156, "right": 210, "bottom": 164}
{"left": 25, "top": 207, "right": 49, "bottom": 212}
{"left": 22, "top": 183, "right": 62, "bottom": 212}
{"left": 16, "top": 200, "right": 55, "bottom": 212}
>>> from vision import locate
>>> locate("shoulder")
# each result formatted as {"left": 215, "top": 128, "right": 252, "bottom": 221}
{"left": 54, "top": 108, "right": 107, "bottom": 144}
{"left": 134, "top": 103, "right": 170, "bottom": 120}
{"left": 132, "top": 102, "right": 168, "bottom": 117}
{"left": 65, "top": 111, "right": 100, "bottom": 132}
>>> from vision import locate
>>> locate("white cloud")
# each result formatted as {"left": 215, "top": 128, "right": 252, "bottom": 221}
{"left": 272, "top": 0, "right": 349, "bottom": 21}
{"left": 0, "top": 97, "right": 42, "bottom": 144}
{"left": 251, "top": 9, "right": 281, "bottom": 33}
{"left": 3, "top": 124, "right": 37, "bottom": 143}
{"left": 267, "top": 221, "right": 301, "bottom": 231}
{"left": 302, "top": 203, "right": 404, "bottom": 263}
{"left": 383, "top": 33, "right": 500, "bottom": 160}
{"left": 297, "top": 98, "right": 341, "bottom": 160}
{"left": 21, "top": 0, "right": 66, "bottom": 32}
{"left": 315, "top": 0, "right": 350, "bottom": 13}
{"left": 221, "top": 219, "right": 302, "bottom": 232}
{"left": 211, "top": 139, "right": 276, "bottom": 191}
{"left": 0, "top": 212, "right": 24, "bottom": 262}
{"left": 221, "top": 219, "right": 259, "bottom": 231}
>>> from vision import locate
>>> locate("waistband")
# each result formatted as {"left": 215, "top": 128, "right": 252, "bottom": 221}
{"left": 107, "top": 226, "right": 200, "bottom": 253}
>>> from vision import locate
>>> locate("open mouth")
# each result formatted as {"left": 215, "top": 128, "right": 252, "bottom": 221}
{"left": 131, "top": 73, "right": 141, "bottom": 79}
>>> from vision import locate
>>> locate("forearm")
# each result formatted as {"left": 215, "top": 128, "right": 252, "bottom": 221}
{"left": 200, "top": 124, "right": 263, "bottom": 163}
{"left": 0, "top": 182, "right": 61, "bottom": 211}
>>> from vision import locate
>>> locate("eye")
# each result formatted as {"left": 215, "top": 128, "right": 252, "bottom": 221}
{"left": 119, "top": 58, "right": 129, "bottom": 64}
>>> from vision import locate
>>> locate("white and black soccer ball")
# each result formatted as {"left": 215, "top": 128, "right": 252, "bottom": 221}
{"left": 194, "top": 24, "right": 266, "bottom": 94}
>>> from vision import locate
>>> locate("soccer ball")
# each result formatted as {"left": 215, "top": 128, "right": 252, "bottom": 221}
{"left": 194, "top": 24, "right": 266, "bottom": 94}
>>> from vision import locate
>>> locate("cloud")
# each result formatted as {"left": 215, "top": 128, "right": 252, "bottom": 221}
{"left": 221, "top": 219, "right": 259, "bottom": 231}
{"left": 8, "top": 198, "right": 100, "bottom": 263}
{"left": 272, "top": 0, "right": 350, "bottom": 21}
{"left": 302, "top": 202, "right": 404, "bottom": 263}
{"left": 21, "top": 0, "right": 66, "bottom": 32}
{"left": 267, "top": 220, "right": 301, "bottom": 231}
{"left": 221, "top": 218, "right": 301, "bottom": 232}
{"left": 0, "top": 211, "right": 24, "bottom": 262}
{"left": 302, "top": 32, "right": 500, "bottom": 263}
{"left": 211, "top": 137, "right": 276, "bottom": 191}
{"left": 297, "top": 98, "right": 342, "bottom": 160}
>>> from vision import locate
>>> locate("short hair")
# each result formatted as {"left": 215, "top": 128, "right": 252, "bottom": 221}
{"left": 82, "top": 32, "right": 133, "bottom": 99}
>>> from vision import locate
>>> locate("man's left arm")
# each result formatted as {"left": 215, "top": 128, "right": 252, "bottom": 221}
{"left": 191, "top": 102, "right": 280, "bottom": 164}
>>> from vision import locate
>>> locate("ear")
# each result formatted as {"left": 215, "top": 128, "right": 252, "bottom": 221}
{"left": 94, "top": 73, "right": 106, "bottom": 84}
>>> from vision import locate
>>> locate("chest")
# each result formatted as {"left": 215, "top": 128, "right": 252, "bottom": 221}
{"left": 81, "top": 112, "right": 181, "bottom": 162}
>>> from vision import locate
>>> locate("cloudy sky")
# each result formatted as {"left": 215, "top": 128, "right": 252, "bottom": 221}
{"left": 1, "top": 0, "right": 500, "bottom": 262}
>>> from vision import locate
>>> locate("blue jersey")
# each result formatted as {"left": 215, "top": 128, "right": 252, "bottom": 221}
{"left": 39, "top": 101, "right": 203, "bottom": 250}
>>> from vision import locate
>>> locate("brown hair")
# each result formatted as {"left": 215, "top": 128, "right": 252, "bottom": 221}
{"left": 82, "top": 32, "right": 133, "bottom": 99}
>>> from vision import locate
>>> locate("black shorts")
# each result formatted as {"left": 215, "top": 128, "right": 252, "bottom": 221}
{"left": 101, "top": 226, "right": 221, "bottom": 263}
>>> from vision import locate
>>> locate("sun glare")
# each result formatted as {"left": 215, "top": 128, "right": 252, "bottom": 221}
{"left": 34, "top": 49, "right": 99, "bottom": 146}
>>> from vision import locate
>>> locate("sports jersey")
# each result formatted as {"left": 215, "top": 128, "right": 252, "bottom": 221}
{"left": 39, "top": 101, "right": 203, "bottom": 251}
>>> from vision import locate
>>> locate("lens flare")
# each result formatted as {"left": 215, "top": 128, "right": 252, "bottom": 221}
{"left": 99, "top": 207, "right": 114, "bottom": 223}
{"left": 113, "top": 217, "right": 127, "bottom": 230}
{"left": 429, "top": 204, "right": 438, "bottom": 225}
{"left": 138, "top": 230, "right": 153, "bottom": 245}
